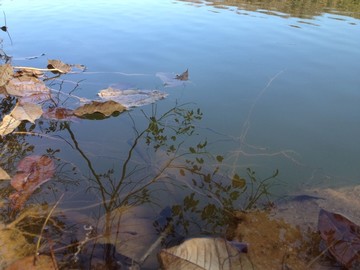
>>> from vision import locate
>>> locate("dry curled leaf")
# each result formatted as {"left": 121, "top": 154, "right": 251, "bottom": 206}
{"left": 0, "top": 63, "right": 13, "bottom": 87}
{"left": 0, "top": 166, "right": 10, "bottom": 180}
{"left": 0, "top": 115, "right": 21, "bottom": 137}
{"left": 47, "top": 59, "right": 71, "bottom": 74}
{"left": 156, "top": 71, "right": 190, "bottom": 88}
{"left": 11, "top": 102, "right": 42, "bottom": 123}
{"left": 318, "top": 209, "right": 360, "bottom": 268}
{"left": 47, "top": 59, "right": 86, "bottom": 74}
{"left": 158, "top": 237, "right": 251, "bottom": 270}
{"left": 73, "top": 100, "right": 126, "bottom": 117}
{"left": 5, "top": 76, "right": 50, "bottom": 98}
{"left": 175, "top": 69, "right": 189, "bottom": 81}
{"left": 14, "top": 68, "right": 44, "bottom": 78}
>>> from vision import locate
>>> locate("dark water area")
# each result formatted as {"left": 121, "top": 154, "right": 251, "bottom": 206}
{"left": 0, "top": 0, "right": 360, "bottom": 268}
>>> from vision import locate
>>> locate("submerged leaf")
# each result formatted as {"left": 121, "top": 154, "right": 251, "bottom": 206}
{"left": 11, "top": 102, "right": 42, "bottom": 123}
{"left": 98, "top": 87, "right": 168, "bottom": 108}
{"left": 0, "top": 63, "right": 13, "bottom": 86}
{"left": 158, "top": 237, "right": 251, "bottom": 270}
{"left": 5, "top": 255, "right": 56, "bottom": 270}
{"left": 10, "top": 155, "right": 55, "bottom": 210}
{"left": 11, "top": 155, "right": 55, "bottom": 191}
{"left": 42, "top": 107, "right": 75, "bottom": 121}
{"left": 97, "top": 205, "right": 161, "bottom": 263}
{"left": 73, "top": 100, "right": 126, "bottom": 117}
{"left": 5, "top": 76, "right": 50, "bottom": 98}
{"left": 0, "top": 166, "right": 10, "bottom": 180}
{"left": 232, "top": 174, "right": 246, "bottom": 189}
{"left": 0, "top": 115, "right": 21, "bottom": 137}
{"left": 318, "top": 209, "right": 360, "bottom": 268}
{"left": 0, "top": 229, "right": 34, "bottom": 269}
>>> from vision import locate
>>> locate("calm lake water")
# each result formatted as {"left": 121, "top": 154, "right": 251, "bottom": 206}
{"left": 1, "top": 0, "right": 360, "bottom": 268}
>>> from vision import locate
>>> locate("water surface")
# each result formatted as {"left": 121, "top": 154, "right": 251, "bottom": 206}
{"left": 1, "top": 0, "right": 360, "bottom": 268}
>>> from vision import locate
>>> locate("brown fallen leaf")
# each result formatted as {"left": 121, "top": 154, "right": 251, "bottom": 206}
{"left": 47, "top": 59, "right": 86, "bottom": 74}
{"left": 14, "top": 68, "right": 44, "bottom": 78}
{"left": 73, "top": 100, "right": 126, "bottom": 117}
{"left": 0, "top": 228, "right": 34, "bottom": 269}
{"left": 0, "top": 115, "right": 21, "bottom": 137}
{"left": 42, "top": 107, "right": 75, "bottom": 121}
{"left": 11, "top": 102, "right": 43, "bottom": 123}
{"left": 5, "top": 76, "right": 50, "bottom": 98}
{"left": 0, "top": 63, "right": 13, "bottom": 87}
{"left": 0, "top": 166, "right": 10, "bottom": 180}
{"left": 318, "top": 209, "right": 360, "bottom": 268}
{"left": 10, "top": 155, "right": 55, "bottom": 210}
{"left": 5, "top": 255, "right": 56, "bottom": 270}
{"left": 158, "top": 237, "right": 251, "bottom": 270}
{"left": 175, "top": 69, "right": 189, "bottom": 81}
{"left": 47, "top": 59, "right": 71, "bottom": 74}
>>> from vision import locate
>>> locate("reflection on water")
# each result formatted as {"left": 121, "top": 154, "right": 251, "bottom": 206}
{"left": 179, "top": 0, "right": 360, "bottom": 19}
{"left": 1, "top": 0, "right": 360, "bottom": 268}
{"left": 0, "top": 79, "right": 277, "bottom": 268}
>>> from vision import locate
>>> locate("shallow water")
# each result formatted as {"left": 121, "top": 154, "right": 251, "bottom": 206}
{"left": 1, "top": 0, "right": 360, "bottom": 268}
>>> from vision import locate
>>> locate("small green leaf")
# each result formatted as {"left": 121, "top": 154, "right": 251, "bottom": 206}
{"left": 216, "top": 155, "right": 224, "bottom": 163}
{"left": 230, "top": 191, "right": 240, "bottom": 200}
{"left": 232, "top": 174, "right": 246, "bottom": 189}
{"left": 189, "top": 147, "right": 196, "bottom": 153}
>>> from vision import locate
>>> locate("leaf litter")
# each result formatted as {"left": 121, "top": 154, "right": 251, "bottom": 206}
{"left": 0, "top": 60, "right": 179, "bottom": 136}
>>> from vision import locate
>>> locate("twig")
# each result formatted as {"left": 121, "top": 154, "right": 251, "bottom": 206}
{"left": 35, "top": 193, "right": 64, "bottom": 256}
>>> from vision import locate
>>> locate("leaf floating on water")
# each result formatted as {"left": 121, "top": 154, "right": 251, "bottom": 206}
{"left": 158, "top": 237, "right": 251, "bottom": 270}
{"left": 0, "top": 166, "right": 10, "bottom": 180}
{"left": 73, "top": 100, "right": 126, "bottom": 118}
{"left": 318, "top": 209, "right": 360, "bottom": 268}
{"left": 47, "top": 59, "right": 86, "bottom": 74}
{"left": 5, "top": 76, "right": 50, "bottom": 99}
{"left": 0, "top": 115, "right": 21, "bottom": 137}
{"left": 14, "top": 68, "right": 44, "bottom": 78}
{"left": 47, "top": 59, "right": 71, "bottom": 74}
{"left": 0, "top": 63, "right": 13, "bottom": 86}
{"left": 11, "top": 102, "right": 42, "bottom": 123}
{"left": 156, "top": 71, "right": 190, "bottom": 88}
{"left": 10, "top": 155, "right": 55, "bottom": 210}
{"left": 98, "top": 87, "right": 168, "bottom": 108}
{"left": 175, "top": 69, "right": 189, "bottom": 81}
